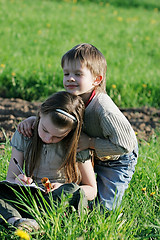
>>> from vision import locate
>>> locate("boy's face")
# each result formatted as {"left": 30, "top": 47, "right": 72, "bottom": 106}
{"left": 63, "top": 60, "right": 95, "bottom": 98}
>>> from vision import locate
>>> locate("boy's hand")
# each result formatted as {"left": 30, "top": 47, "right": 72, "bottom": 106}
{"left": 17, "top": 116, "right": 36, "bottom": 138}
{"left": 15, "top": 174, "right": 33, "bottom": 185}
{"left": 77, "top": 132, "right": 95, "bottom": 152}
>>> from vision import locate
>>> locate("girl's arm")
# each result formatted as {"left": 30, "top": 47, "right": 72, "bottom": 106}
{"left": 17, "top": 116, "right": 36, "bottom": 138}
{"left": 6, "top": 147, "right": 32, "bottom": 185}
{"left": 78, "top": 160, "right": 97, "bottom": 201}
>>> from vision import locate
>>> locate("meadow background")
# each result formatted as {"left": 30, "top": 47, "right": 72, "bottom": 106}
{"left": 0, "top": 0, "right": 160, "bottom": 239}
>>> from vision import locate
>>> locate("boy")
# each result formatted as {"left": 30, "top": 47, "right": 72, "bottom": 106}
{"left": 18, "top": 43, "right": 138, "bottom": 211}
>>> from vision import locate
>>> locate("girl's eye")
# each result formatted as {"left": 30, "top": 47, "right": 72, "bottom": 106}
{"left": 43, "top": 128, "right": 48, "bottom": 133}
{"left": 64, "top": 73, "right": 69, "bottom": 76}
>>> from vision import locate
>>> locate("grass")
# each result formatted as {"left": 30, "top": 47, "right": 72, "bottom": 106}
{"left": 0, "top": 132, "right": 160, "bottom": 239}
{"left": 0, "top": 0, "right": 159, "bottom": 107}
{"left": 0, "top": 0, "right": 159, "bottom": 239}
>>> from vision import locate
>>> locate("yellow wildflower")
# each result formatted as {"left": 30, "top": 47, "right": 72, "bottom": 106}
{"left": 38, "top": 30, "right": 42, "bottom": 35}
{"left": 150, "top": 192, "right": 155, "bottom": 196}
{"left": 151, "top": 19, "right": 156, "bottom": 24}
{"left": 15, "top": 229, "right": 30, "bottom": 240}
{"left": 112, "top": 84, "right": 116, "bottom": 89}
{"left": 154, "top": 8, "right": 158, "bottom": 13}
{"left": 135, "top": 131, "right": 138, "bottom": 135}
{"left": 46, "top": 23, "right": 51, "bottom": 28}
{"left": 11, "top": 72, "right": 16, "bottom": 76}
{"left": 73, "top": 0, "right": 77, "bottom": 3}
{"left": 1, "top": 64, "right": 5, "bottom": 68}
{"left": 117, "top": 17, "right": 123, "bottom": 22}
{"left": 141, "top": 187, "right": 146, "bottom": 192}
{"left": 113, "top": 10, "right": 118, "bottom": 15}
{"left": 142, "top": 84, "right": 147, "bottom": 88}
{"left": 145, "top": 36, "right": 150, "bottom": 41}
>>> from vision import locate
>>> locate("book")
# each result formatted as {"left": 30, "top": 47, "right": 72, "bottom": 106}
{"left": 0, "top": 180, "right": 47, "bottom": 195}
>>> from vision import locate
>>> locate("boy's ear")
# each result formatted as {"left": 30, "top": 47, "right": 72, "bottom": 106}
{"left": 93, "top": 76, "right": 102, "bottom": 86}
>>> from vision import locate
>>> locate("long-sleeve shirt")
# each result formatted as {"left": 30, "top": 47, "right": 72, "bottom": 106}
{"left": 82, "top": 92, "right": 137, "bottom": 161}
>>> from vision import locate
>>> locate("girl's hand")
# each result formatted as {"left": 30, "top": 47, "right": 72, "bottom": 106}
{"left": 17, "top": 116, "right": 36, "bottom": 138}
{"left": 51, "top": 182, "right": 63, "bottom": 190}
{"left": 15, "top": 174, "right": 33, "bottom": 185}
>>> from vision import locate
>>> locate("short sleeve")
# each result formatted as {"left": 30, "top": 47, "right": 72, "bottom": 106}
{"left": 76, "top": 149, "right": 91, "bottom": 163}
{"left": 10, "top": 130, "right": 30, "bottom": 152}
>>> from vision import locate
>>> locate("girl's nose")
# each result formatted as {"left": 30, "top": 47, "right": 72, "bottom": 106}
{"left": 44, "top": 134, "right": 53, "bottom": 143}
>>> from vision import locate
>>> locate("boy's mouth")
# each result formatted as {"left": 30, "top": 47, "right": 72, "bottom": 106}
{"left": 66, "top": 85, "right": 78, "bottom": 89}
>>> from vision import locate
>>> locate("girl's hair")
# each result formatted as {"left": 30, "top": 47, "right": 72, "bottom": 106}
{"left": 25, "top": 91, "right": 85, "bottom": 184}
{"left": 61, "top": 43, "right": 107, "bottom": 92}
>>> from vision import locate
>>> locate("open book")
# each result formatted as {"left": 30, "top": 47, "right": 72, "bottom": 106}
{"left": 0, "top": 180, "right": 47, "bottom": 194}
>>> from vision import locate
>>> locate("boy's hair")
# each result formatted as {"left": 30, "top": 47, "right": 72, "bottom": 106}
{"left": 61, "top": 43, "right": 107, "bottom": 92}
{"left": 25, "top": 91, "right": 85, "bottom": 184}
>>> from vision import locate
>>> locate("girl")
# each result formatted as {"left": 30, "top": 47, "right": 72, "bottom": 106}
{"left": 0, "top": 91, "right": 97, "bottom": 231}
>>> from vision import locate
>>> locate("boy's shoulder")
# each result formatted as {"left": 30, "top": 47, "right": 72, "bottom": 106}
{"left": 91, "top": 92, "right": 120, "bottom": 112}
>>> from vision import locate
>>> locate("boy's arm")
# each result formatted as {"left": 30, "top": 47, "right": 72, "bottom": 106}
{"left": 77, "top": 132, "right": 126, "bottom": 154}
{"left": 17, "top": 116, "right": 36, "bottom": 138}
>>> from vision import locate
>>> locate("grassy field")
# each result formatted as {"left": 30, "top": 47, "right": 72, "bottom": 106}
{"left": 0, "top": 0, "right": 159, "bottom": 107}
{"left": 0, "top": 133, "right": 159, "bottom": 239}
{"left": 0, "top": 0, "right": 160, "bottom": 239}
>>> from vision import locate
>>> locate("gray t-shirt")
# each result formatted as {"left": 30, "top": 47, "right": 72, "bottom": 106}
{"left": 10, "top": 130, "right": 92, "bottom": 186}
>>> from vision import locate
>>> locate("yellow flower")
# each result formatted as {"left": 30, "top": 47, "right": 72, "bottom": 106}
{"left": 145, "top": 36, "right": 150, "bottom": 41}
{"left": 135, "top": 131, "right": 138, "bottom": 135}
{"left": 15, "top": 229, "right": 30, "bottom": 240}
{"left": 38, "top": 30, "right": 42, "bottom": 35}
{"left": 11, "top": 72, "right": 16, "bottom": 76}
{"left": 46, "top": 23, "right": 51, "bottom": 28}
{"left": 1, "top": 64, "right": 5, "bottom": 68}
{"left": 117, "top": 17, "right": 123, "bottom": 22}
{"left": 154, "top": 8, "right": 158, "bottom": 13}
{"left": 112, "top": 84, "right": 116, "bottom": 89}
{"left": 113, "top": 10, "right": 118, "bottom": 15}
{"left": 151, "top": 19, "right": 156, "bottom": 24}
{"left": 142, "top": 84, "right": 147, "bottom": 88}
{"left": 141, "top": 187, "right": 146, "bottom": 192}
{"left": 150, "top": 192, "right": 155, "bottom": 196}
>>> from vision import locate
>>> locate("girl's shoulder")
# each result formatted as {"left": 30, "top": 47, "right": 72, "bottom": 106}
{"left": 10, "top": 130, "right": 32, "bottom": 152}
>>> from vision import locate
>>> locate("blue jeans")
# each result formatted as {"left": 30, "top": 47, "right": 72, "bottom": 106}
{"left": 94, "top": 144, "right": 138, "bottom": 210}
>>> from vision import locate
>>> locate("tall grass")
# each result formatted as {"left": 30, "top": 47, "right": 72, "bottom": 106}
{"left": 0, "top": 132, "right": 159, "bottom": 239}
{"left": 0, "top": 0, "right": 159, "bottom": 107}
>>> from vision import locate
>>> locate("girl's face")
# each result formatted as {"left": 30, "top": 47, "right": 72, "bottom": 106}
{"left": 38, "top": 113, "right": 72, "bottom": 144}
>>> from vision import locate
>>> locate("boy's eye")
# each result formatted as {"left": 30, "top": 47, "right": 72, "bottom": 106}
{"left": 75, "top": 73, "right": 82, "bottom": 76}
{"left": 64, "top": 73, "right": 69, "bottom": 76}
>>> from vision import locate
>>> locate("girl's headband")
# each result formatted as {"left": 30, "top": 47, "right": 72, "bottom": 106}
{"left": 55, "top": 109, "right": 77, "bottom": 122}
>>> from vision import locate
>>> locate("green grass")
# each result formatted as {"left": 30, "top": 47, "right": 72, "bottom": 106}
{"left": 0, "top": 132, "right": 160, "bottom": 239}
{"left": 0, "top": 0, "right": 159, "bottom": 107}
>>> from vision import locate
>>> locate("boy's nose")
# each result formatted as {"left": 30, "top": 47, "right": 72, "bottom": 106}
{"left": 67, "top": 76, "right": 75, "bottom": 82}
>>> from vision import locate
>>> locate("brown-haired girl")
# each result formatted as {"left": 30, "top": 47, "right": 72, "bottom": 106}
{"left": 0, "top": 91, "right": 97, "bottom": 231}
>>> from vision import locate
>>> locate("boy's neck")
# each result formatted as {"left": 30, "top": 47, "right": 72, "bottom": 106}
{"left": 80, "top": 90, "right": 96, "bottom": 107}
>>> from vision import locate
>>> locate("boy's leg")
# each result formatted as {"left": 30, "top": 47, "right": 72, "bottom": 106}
{"left": 94, "top": 146, "right": 138, "bottom": 211}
